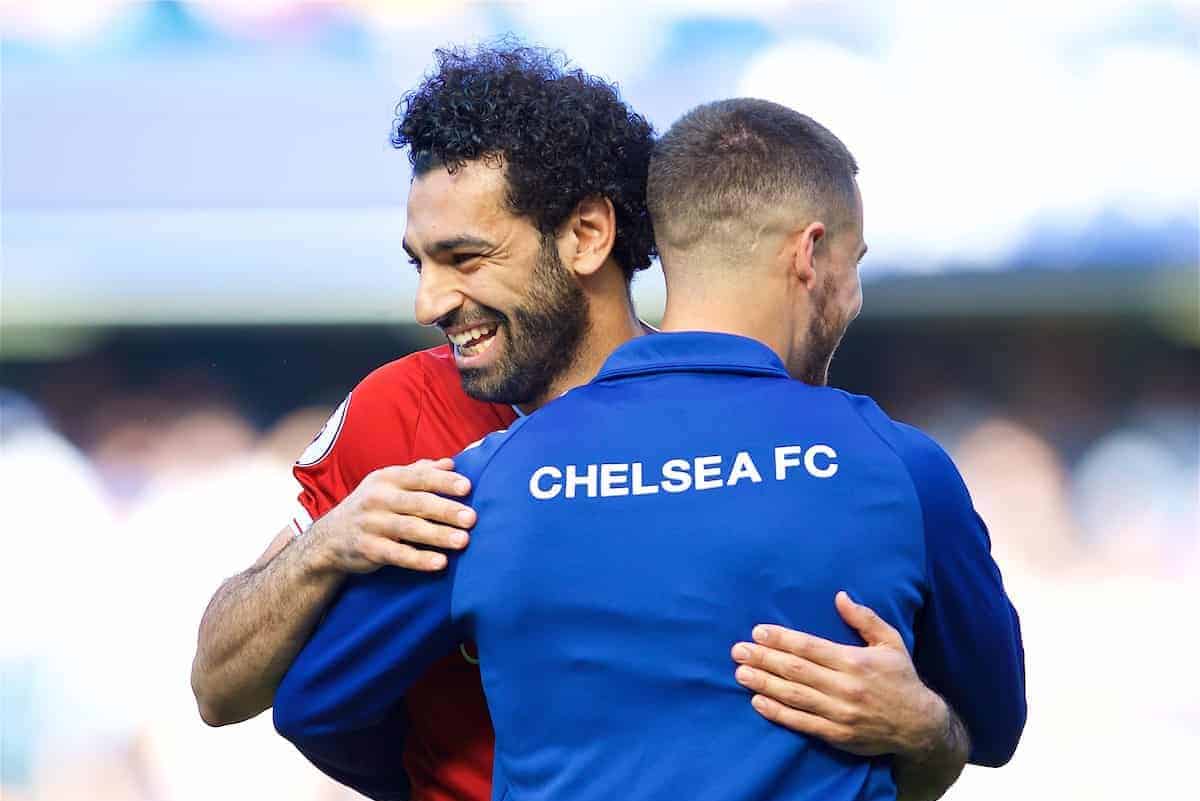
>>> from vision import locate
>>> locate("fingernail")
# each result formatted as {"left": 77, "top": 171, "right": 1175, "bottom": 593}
{"left": 732, "top": 643, "right": 753, "bottom": 661}
{"left": 455, "top": 480, "right": 470, "bottom": 494}
{"left": 752, "top": 625, "right": 770, "bottom": 643}
{"left": 451, "top": 532, "right": 469, "bottom": 548}
{"left": 751, "top": 695, "right": 769, "bottom": 712}
{"left": 457, "top": 509, "right": 474, "bottom": 526}
{"left": 735, "top": 666, "right": 755, "bottom": 684}
{"left": 429, "top": 554, "right": 447, "bottom": 569}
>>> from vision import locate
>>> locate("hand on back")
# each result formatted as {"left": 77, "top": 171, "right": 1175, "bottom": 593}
{"left": 305, "top": 458, "right": 476, "bottom": 574}
{"left": 732, "top": 591, "right": 948, "bottom": 759}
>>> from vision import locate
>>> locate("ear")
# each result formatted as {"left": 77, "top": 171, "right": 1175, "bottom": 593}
{"left": 789, "top": 221, "right": 824, "bottom": 291}
{"left": 563, "top": 195, "right": 617, "bottom": 277}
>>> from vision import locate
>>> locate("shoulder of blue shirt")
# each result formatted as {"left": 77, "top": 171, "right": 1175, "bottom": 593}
{"left": 453, "top": 382, "right": 1026, "bottom": 767}
{"left": 455, "top": 383, "right": 959, "bottom": 509}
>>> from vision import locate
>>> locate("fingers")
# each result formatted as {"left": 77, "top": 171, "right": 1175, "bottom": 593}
{"left": 376, "top": 461, "right": 473, "bottom": 498}
{"left": 730, "top": 640, "right": 847, "bottom": 697}
{"left": 834, "top": 591, "right": 906, "bottom": 650}
{"left": 375, "top": 513, "right": 470, "bottom": 551}
{"left": 383, "top": 487, "right": 476, "bottom": 529}
{"left": 371, "top": 463, "right": 476, "bottom": 527}
{"left": 359, "top": 537, "right": 448, "bottom": 572}
{"left": 746, "top": 695, "right": 860, "bottom": 753}
{"left": 734, "top": 664, "right": 855, "bottom": 725}
{"left": 747, "top": 624, "right": 859, "bottom": 671}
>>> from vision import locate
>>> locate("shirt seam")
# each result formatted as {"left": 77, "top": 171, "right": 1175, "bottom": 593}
{"left": 448, "top": 408, "right": 535, "bottom": 628}
{"left": 595, "top": 362, "right": 787, "bottom": 382}
{"left": 840, "top": 396, "right": 932, "bottom": 595}
{"left": 410, "top": 353, "right": 429, "bottom": 455}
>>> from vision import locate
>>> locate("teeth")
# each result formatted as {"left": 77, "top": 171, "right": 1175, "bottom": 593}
{"left": 448, "top": 325, "right": 497, "bottom": 351}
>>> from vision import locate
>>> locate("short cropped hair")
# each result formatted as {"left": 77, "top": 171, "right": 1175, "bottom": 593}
{"left": 648, "top": 98, "right": 858, "bottom": 252}
{"left": 393, "top": 42, "right": 656, "bottom": 279}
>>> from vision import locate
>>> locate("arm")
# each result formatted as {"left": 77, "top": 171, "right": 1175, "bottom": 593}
{"left": 272, "top": 430, "right": 510, "bottom": 799}
{"left": 271, "top": 530, "right": 466, "bottom": 800}
{"left": 190, "top": 526, "right": 341, "bottom": 725}
{"left": 892, "top": 699, "right": 970, "bottom": 801}
{"left": 190, "top": 460, "right": 476, "bottom": 726}
{"left": 901, "top": 427, "right": 1026, "bottom": 767}
{"left": 732, "top": 592, "right": 968, "bottom": 801}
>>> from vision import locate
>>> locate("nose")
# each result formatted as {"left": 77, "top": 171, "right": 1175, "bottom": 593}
{"left": 414, "top": 262, "right": 464, "bottom": 327}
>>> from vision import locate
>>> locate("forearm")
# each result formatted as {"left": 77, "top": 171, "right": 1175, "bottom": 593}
{"left": 191, "top": 532, "right": 343, "bottom": 725}
{"left": 272, "top": 563, "right": 463, "bottom": 796}
{"left": 893, "top": 695, "right": 970, "bottom": 801}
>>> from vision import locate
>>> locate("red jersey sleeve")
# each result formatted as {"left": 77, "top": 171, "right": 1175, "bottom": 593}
{"left": 289, "top": 355, "right": 426, "bottom": 536}
{"left": 287, "top": 346, "right": 517, "bottom": 538}
{"left": 283, "top": 345, "right": 515, "bottom": 801}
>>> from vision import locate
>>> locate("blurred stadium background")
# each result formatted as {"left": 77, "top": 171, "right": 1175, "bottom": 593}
{"left": 1, "top": 1, "right": 1197, "bottom": 799}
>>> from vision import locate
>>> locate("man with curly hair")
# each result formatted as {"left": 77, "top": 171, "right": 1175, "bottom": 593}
{"left": 195, "top": 44, "right": 991, "bottom": 801}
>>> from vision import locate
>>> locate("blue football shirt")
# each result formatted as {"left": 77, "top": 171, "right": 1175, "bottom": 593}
{"left": 275, "top": 331, "right": 1026, "bottom": 801}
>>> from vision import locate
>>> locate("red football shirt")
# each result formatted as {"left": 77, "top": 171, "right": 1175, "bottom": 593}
{"left": 290, "top": 345, "right": 516, "bottom": 801}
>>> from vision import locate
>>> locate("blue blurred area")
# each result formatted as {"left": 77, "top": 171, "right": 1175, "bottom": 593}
{"left": 1012, "top": 211, "right": 1200, "bottom": 270}
{"left": 1, "top": 0, "right": 1196, "bottom": 325}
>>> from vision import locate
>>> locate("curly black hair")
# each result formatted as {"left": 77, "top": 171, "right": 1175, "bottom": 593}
{"left": 392, "top": 42, "right": 656, "bottom": 279}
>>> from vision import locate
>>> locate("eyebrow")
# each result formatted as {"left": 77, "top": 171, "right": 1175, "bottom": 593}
{"left": 403, "top": 235, "right": 496, "bottom": 260}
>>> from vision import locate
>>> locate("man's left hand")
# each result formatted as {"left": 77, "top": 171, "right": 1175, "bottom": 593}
{"left": 731, "top": 591, "right": 947, "bottom": 759}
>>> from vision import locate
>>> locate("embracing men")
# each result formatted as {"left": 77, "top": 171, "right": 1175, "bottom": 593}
{"left": 193, "top": 43, "right": 1025, "bottom": 801}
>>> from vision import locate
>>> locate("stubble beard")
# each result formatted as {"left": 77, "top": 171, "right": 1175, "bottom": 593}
{"left": 458, "top": 236, "right": 591, "bottom": 406}
{"left": 797, "top": 277, "right": 847, "bottom": 387}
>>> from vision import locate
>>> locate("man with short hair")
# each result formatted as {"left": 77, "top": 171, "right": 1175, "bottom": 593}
{"left": 271, "top": 76, "right": 1024, "bottom": 801}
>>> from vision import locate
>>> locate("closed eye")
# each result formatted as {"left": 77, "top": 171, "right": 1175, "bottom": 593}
{"left": 452, "top": 253, "right": 483, "bottom": 268}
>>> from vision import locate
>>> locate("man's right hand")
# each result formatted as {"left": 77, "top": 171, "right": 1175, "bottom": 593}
{"left": 303, "top": 457, "right": 477, "bottom": 574}
{"left": 192, "top": 456, "right": 476, "bottom": 726}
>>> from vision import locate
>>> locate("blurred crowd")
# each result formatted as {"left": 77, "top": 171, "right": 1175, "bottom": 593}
{"left": 1, "top": 339, "right": 1196, "bottom": 801}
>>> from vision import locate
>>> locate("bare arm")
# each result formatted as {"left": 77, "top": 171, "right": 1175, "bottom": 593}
{"left": 732, "top": 592, "right": 969, "bottom": 801}
{"left": 191, "top": 527, "right": 342, "bottom": 725}
{"left": 190, "top": 459, "right": 476, "bottom": 726}
{"left": 893, "top": 696, "right": 970, "bottom": 801}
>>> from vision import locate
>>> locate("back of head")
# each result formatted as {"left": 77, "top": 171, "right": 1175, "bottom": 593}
{"left": 648, "top": 98, "right": 858, "bottom": 274}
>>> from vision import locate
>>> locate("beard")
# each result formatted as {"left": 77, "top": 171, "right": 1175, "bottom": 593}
{"left": 455, "top": 235, "right": 591, "bottom": 406}
{"left": 795, "top": 275, "right": 847, "bottom": 387}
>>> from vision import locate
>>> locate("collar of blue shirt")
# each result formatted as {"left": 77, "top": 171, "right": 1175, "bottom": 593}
{"left": 593, "top": 331, "right": 790, "bottom": 383}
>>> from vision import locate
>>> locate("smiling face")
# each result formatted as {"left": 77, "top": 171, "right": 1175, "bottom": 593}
{"left": 406, "top": 160, "right": 591, "bottom": 406}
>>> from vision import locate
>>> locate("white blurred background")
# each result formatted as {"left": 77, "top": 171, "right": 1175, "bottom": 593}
{"left": 1, "top": 1, "right": 1197, "bottom": 799}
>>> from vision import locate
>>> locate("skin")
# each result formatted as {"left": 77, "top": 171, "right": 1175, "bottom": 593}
{"left": 405, "top": 161, "right": 643, "bottom": 413}
{"left": 658, "top": 182, "right": 866, "bottom": 387}
{"left": 190, "top": 459, "right": 474, "bottom": 725}
{"left": 733, "top": 595, "right": 970, "bottom": 801}
{"left": 192, "top": 160, "right": 966, "bottom": 800}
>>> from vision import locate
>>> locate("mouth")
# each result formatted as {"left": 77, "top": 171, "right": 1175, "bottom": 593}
{"left": 446, "top": 322, "right": 500, "bottom": 361}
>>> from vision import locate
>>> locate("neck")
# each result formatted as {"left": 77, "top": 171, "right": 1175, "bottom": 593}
{"left": 519, "top": 279, "right": 645, "bottom": 414}
{"left": 659, "top": 278, "right": 801, "bottom": 368}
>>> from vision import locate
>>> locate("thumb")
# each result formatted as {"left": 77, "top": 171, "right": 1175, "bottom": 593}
{"left": 836, "top": 591, "right": 905, "bottom": 649}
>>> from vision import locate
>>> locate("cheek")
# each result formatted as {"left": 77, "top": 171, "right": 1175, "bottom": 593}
{"left": 460, "top": 271, "right": 517, "bottom": 316}
{"left": 837, "top": 261, "right": 862, "bottom": 315}
{"left": 492, "top": 251, "right": 544, "bottom": 307}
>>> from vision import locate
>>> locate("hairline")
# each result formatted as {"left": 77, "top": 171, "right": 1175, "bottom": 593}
{"left": 648, "top": 99, "right": 860, "bottom": 254}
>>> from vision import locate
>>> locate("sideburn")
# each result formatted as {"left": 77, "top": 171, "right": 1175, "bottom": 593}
{"left": 799, "top": 273, "right": 840, "bottom": 387}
